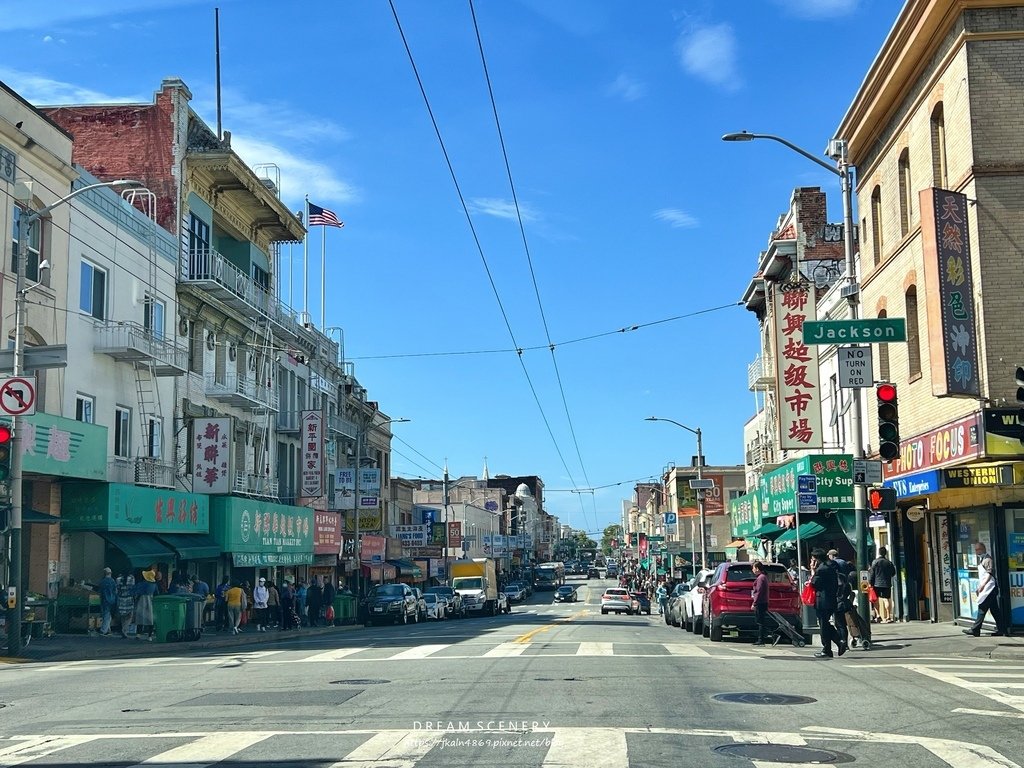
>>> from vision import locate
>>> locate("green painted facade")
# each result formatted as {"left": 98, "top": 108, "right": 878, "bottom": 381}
{"left": 60, "top": 483, "right": 210, "bottom": 533}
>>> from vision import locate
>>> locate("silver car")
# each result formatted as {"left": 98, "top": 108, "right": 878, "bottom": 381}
{"left": 600, "top": 587, "right": 635, "bottom": 615}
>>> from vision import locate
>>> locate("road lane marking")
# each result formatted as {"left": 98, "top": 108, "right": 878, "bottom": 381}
{"left": 663, "top": 643, "right": 712, "bottom": 657}
{"left": 387, "top": 644, "right": 450, "bottom": 660}
{"left": 803, "top": 726, "right": 1021, "bottom": 768}
{"left": 482, "top": 642, "right": 528, "bottom": 657}
{"left": 954, "top": 708, "right": 1024, "bottom": 720}
{"left": 131, "top": 732, "right": 271, "bottom": 767}
{"left": 542, "top": 727, "right": 627, "bottom": 768}
{"left": 576, "top": 642, "right": 613, "bottom": 656}
{"left": 905, "top": 664, "right": 1024, "bottom": 713}
{"left": 0, "top": 736, "right": 101, "bottom": 766}
{"left": 299, "top": 647, "right": 369, "bottom": 662}
{"left": 514, "top": 625, "right": 552, "bottom": 644}
{"left": 326, "top": 731, "right": 438, "bottom": 768}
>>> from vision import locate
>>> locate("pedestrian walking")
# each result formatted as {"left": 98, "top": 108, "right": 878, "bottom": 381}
{"left": 214, "top": 578, "right": 230, "bottom": 631}
{"left": 868, "top": 547, "right": 897, "bottom": 623}
{"left": 307, "top": 577, "right": 323, "bottom": 627}
{"left": 963, "top": 542, "right": 1010, "bottom": 637}
{"left": 115, "top": 572, "right": 135, "bottom": 638}
{"left": 296, "top": 581, "right": 308, "bottom": 626}
{"left": 322, "top": 578, "right": 336, "bottom": 626}
{"left": 267, "top": 581, "right": 281, "bottom": 628}
{"left": 656, "top": 582, "right": 668, "bottom": 616}
{"left": 97, "top": 567, "right": 118, "bottom": 636}
{"left": 751, "top": 560, "right": 770, "bottom": 647}
{"left": 280, "top": 579, "right": 297, "bottom": 630}
{"left": 809, "top": 548, "right": 845, "bottom": 658}
{"left": 253, "top": 578, "right": 270, "bottom": 632}
{"left": 225, "top": 581, "right": 247, "bottom": 634}
{"left": 133, "top": 569, "right": 158, "bottom": 641}
{"left": 834, "top": 564, "right": 854, "bottom": 649}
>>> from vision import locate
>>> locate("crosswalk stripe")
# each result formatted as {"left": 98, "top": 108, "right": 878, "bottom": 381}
{"left": 387, "top": 644, "right": 450, "bottom": 660}
{"left": 0, "top": 736, "right": 100, "bottom": 766}
{"left": 326, "top": 731, "right": 438, "bottom": 768}
{"left": 482, "top": 642, "right": 528, "bottom": 657}
{"left": 662, "top": 643, "right": 712, "bottom": 657}
{"left": 132, "top": 732, "right": 271, "bottom": 767}
{"left": 541, "top": 727, "right": 627, "bottom": 768}
{"left": 299, "top": 648, "right": 369, "bottom": 663}
{"left": 576, "top": 642, "right": 613, "bottom": 656}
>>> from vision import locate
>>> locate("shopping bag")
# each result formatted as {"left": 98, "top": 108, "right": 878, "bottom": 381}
{"left": 800, "top": 582, "right": 817, "bottom": 607}
{"left": 325, "top": 605, "right": 335, "bottom": 623}
{"left": 867, "top": 585, "right": 878, "bottom": 603}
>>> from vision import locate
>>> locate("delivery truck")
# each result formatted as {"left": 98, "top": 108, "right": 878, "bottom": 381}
{"left": 450, "top": 558, "right": 499, "bottom": 616}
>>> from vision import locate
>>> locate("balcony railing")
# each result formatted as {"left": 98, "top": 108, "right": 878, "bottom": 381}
{"left": 204, "top": 372, "right": 280, "bottom": 411}
{"left": 276, "top": 410, "right": 301, "bottom": 433}
{"left": 234, "top": 472, "right": 279, "bottom": 499}
{"left": 94, "top": 321, "right": 188, "bottom": 376}
{"left": 747, "top": 354, "right": 775, "bottom": 390}
{"left": 329, "top": 413, "right": 358, "bottom": 439}
{"left": 108, "top": 457, "right": 176, "bottom": 489}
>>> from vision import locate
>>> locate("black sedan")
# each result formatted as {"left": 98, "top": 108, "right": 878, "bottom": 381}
{"left": 553, "top": 585, "right": 578, "bottom": 602}
{"left": 630, "top": 592, "right": 652, "bottom": 615}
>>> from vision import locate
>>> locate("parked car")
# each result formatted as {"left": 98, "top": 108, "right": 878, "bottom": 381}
{"left": 411, "top": 587, "right": 428, "bottom": 623}
{"left": 496, "top": 592, "right": 511, "bottom": 614}
{"left": 504, "top": 583, "right": 526, "bottom": 602}
{"left": 701, "top": 562, "right": 802, "bottom": 643}
{"left": 600, "top": 587, "right": 635, "bottom": 615}
{"left": 423, "top": 592, "right": 446, "bottom": 620}
{"left": 630, "top": 591, "right": 652, "bottom": 615}
{"left": 681, "top": 569, "right": 717, "bottom": 634}
{"left": 664, "top": 583, "right": 690, "bottom": 626}
{"left": 363, "top": 584, "right": 419, "bottom": 626}
{"left": 424, "top": 586, "right": 466, "bottom": 619}
{"left": 554, "top": 585, "right": 578, "bottom": 602}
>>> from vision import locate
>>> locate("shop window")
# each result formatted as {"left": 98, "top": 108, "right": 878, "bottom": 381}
{"left": 954, "top": 510, "right": 992, "bottom": 621}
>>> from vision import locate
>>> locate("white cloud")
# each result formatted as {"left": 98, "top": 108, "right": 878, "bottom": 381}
{"left": 773, "top": 0, "right": 859, "bottom": 18}
{"left": 0, "top": 67, "right": 142, "bottom": 103}
{"left": 608, "top": 74, "right": 645, "bottom": 102}
{"left": 229, "top": 134, "right": 358, "bottom": 208}
{"left": 468, "top": 197, "right": 539, "bottom": 223}
{"left": 42, "top": 35, "right": 53, "bottom": 43}
{"left": 676, "top": 23, "right": 741, "bottom": 92}
{"left": 653, "top": 208, "right": 699, "bottom": 229}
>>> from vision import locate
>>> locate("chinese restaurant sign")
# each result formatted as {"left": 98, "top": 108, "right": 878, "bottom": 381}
{"left": 921, "top": 188, "right": 980, "bottom": 397}
{"left": 192, "top": 417, "right": 231, "bottom": 494}
{"left": 301, "top": 410, "right": 325, "bottom": 497}
{"left": 61, "top": 483, "right": 210, "bottom": 533}
{"left": 2, "top": 412, "right": 107, "bottom": 480}
{"left": 313, "top": 511, "right": 341, "bottom": 555}
{"left": 773, "top": 282, "right": 823, "bottom": 450}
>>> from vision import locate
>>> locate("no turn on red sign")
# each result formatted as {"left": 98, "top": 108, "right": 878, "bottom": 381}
{"left": 0, "top": 375, "right": 36, "bottom": 416}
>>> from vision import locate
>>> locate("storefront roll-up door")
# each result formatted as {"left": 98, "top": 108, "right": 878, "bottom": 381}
{"left": 98, "top": 531, "right": 176, "bottom": 568}
{"left": 157, "top": 533, "right": 221, "bottom": 560}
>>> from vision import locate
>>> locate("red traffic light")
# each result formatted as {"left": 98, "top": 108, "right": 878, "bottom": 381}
{"left": 877, "top": 383, "right": 897, "bottom": 403}
{"left": 0, "top": 425, "right": 11, "bottom": 444}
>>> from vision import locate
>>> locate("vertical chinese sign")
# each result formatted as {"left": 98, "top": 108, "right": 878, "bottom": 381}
{"left": 301, "top": 410, "right": 324, "bottom": 497}
{"left": 921, "top": 188, "right": 980, "bottom": 397}
{"left": 192, "top": 417, "right": 231, "bottom": 494}
{"left": 773, "top": 282, "right": 823, "bottom": 450}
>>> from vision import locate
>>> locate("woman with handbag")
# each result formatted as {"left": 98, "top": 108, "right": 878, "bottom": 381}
{"left": 869, "top": 547, "right": 897, "bottom": 623}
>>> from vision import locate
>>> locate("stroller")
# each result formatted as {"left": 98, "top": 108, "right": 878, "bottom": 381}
{"left": 844, "top": 609, "right": 873, "bottom": 649}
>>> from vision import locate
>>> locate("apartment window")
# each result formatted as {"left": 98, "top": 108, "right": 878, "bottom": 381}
{"left": 188, "top": 320, "right": 203, "bottom": 374}
{"left": 906, "top": 287, "right": 922, "bottom": 378}
{"left": 252, "top": 264, "right": 270, "bottom": 293}
{"left": 877, "top": 310, "right": 891, "bottom": 382}
{"left": 871, "top": 186, "right": 883, "bottom": 264}
{"left": 148, "top": 417, "right": 163, "bottom": 459}
{"left": 75, "top": 394, "right": 95, "bottom": 424}
{"left": 144, "top": 296, "right": 165, "bottom": 340}
{"left": 188, "top": 213, "right": 210, "bottom": 254}
{"left": 114, "top": 406, "right": 131, "bottom": 458}
{"left": 898, "top": 149, "right": 912, "bottom": 237}
{"left": 11, "top": 206, "right": 42, "bottom": 283}
{"left": 79, "top": 260, "right": 107, "bottom": 320}
{"left": 931, "top": 103, "right": 947, "bottom": 188}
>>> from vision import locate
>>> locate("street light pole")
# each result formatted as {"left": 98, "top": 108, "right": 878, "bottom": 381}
{"left": 645, "top": 417, "right": 706, "bottom": 569}
{"left": 6, "top": 178, "right": 140, "bottom": 656}
{"left": 722, "top": 131, "right": 868, "bottom": 619}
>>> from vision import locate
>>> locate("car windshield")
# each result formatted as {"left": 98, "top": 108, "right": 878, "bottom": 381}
{"left": 558, "top": 587, "right": 573, "bottom": 593}
{"left": 424, "top": 594, "right": 437, "bottom": 603}
{"left": 370, "top": 585, "right": 405, "bottom": 598}
{"left": 453, "top": 578, "right": 483, "bottom": 590}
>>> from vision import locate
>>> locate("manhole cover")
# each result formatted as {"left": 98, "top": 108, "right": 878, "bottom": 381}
{"left": 712, "top": 693, "right": 816, "bottom": 705}
{"left": 713, "top": 743, "right": 853, "bottom": 763}
{"left": 330, "top": 679, "right": 389, "bottom": 685}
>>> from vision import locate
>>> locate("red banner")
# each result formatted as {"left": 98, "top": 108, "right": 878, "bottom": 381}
{"left": 313, "top": 511, "right": 340, "bottom": 555}
{"left": 447, "top": 521, "right": 462, "bottom": 549}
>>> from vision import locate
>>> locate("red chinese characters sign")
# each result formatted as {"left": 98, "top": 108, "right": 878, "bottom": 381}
{"left": 192, "top": 417, "right": 231, "bottom": 494}
{"left": 773, "top": 283, "right": 823, "bottom": 450}
{"left": 314, "top": 511, "right": 341, "bottom": 555}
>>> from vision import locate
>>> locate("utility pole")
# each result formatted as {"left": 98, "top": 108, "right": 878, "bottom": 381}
{"left": 443, "top": 460, "right": 450, "bottom": 583}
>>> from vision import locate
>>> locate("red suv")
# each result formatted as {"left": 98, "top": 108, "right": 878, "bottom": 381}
{"left": 701, "top": 562, "right": 801, "bottom": 643}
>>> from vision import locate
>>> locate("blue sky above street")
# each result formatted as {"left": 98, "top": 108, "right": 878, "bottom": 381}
{"left": 2, "top": 0, "right": 894, "bottom": 535}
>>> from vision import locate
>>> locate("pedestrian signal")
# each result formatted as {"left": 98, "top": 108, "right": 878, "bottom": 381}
{"left": 868, "top": 487, "right": 897, "bottom": 513}
{"left": 876, "top": 384, "right": 900, "bottom": 462}
{"left": 0, "top": 424, "right": 12, "bottom": 483}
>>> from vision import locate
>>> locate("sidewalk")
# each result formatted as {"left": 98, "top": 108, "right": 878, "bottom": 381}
{"left": 4, "top": 622, "right": 363, "bottom": 663}
{"left": 821, "top": 619, "right": 1024, "bottom": 661}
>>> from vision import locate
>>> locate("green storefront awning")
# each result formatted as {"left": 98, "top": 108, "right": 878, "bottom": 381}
{"left": 387, "top": 558, "right": 423, "bottom": 578}
{"left": 24, "top": 509, "right": 59, "bottom": 525}
{"left": 98, "top": 531, "right": 176, "bottom": 567}
{"left": 750, "top": 522, "right": 784, "bottom": 538}
{"left": 775, "top": 521, "right": 827, "bottom": 544}
{"left": 157, "top": 533, "right": 221, "bottom": 560}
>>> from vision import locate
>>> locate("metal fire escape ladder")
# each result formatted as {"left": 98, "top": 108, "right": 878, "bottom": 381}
{"left": 248, "top": 315, "right": 276, "bottom": 496}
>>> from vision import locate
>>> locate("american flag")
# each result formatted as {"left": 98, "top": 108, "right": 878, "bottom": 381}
{"left": 308, "top": 202, "right": 344, "bottom": 228}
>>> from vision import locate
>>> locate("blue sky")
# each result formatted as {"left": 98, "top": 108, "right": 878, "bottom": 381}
{"left": 2, "top": 0, "right": 895, "bottom": 535}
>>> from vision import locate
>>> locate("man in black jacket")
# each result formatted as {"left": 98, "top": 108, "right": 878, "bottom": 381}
{"left": 810, "top": 548, "right": 846, "bottom": 658}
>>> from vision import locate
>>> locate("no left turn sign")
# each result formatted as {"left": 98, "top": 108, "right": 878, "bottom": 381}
{"left": 0, "top": 376, "right": 37, "bottom": 416}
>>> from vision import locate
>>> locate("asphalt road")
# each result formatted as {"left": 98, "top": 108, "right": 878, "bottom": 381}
{"left": 1, "top": 576, "right": 1022, "bottom": 768}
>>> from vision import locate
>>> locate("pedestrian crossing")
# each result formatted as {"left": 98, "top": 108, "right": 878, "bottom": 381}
{"left": 0, "top": 726, "right": 1016, "bottom": 768}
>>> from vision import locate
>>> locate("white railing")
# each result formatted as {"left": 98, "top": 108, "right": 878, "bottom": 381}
{"left": 329, "top": 413, "right": 358, "bottom": 438}
{"left": 234, "top": 472, "right": 279, "bottom": 498}
{"left": 747, "top": 354, "right": 774, "bottom": 389}
{"left": 204, "top": 372, "right": 280, "bottom": 410}
{"left": 94, "top": 321, "right": 188, "bottom": 371}
{"left": 107, "top": 457, "right": 176, "bottom": 488}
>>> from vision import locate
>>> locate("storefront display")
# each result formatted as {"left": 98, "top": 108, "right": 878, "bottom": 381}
{"left": 1007, "top": 508, "right": 1024, "bottom": 627}
{"left": 952, "top": 508, "right": 991, "bottom": 623}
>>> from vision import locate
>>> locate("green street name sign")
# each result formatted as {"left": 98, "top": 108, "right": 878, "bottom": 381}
{"left": 802, "top": 318, "right": 907, "bottom": 345}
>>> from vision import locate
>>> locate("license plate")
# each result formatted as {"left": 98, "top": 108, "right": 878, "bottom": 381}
{"left": 373, "top": 607, "right": 384, "bottom": 613}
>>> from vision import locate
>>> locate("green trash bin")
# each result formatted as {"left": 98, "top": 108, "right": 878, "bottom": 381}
{"left": 153, "top": 595, "right": 188, "bottom": 643}
{"left": 334, "top": 594, "right": 356, "bottom": 625}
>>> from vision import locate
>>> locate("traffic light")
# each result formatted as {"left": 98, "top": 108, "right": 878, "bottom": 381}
{"left": 1015, "top": 367, "right": 1024, "bottom": 444}
{"left": 877, "top": 384, "right": 900, "bottom": 462}
{"left": 0, "top": 424, "right": 12, "bottom": 483}
{"left": 868, "top": 487, "right": 897, "bottom": 513}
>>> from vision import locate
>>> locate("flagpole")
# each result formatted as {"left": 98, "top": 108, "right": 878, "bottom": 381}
{"left": 303, "top": 195, "right": 309, "bottom": 321}
{"left": 288, "top": 242, "right": 293, "bottom": 309}
{"left": 320, "top": 223, "right": 326, "bottom": 330}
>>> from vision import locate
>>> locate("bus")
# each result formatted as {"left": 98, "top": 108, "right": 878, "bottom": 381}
{"left": 533, "top": 562, "right": 566, "bottom": 590}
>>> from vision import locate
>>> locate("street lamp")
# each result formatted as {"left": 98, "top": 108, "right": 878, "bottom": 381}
{"left": 352, "top": 417, "right": 409, "bottom": 597}
{"left": 722, "top": 130, "right": 868, "bottom": 619}
{"left": 5, "top": 178, "right": 141, "bottom": 655}
{"left": 645, "top": 417, "right": 706, "bottom": 570}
